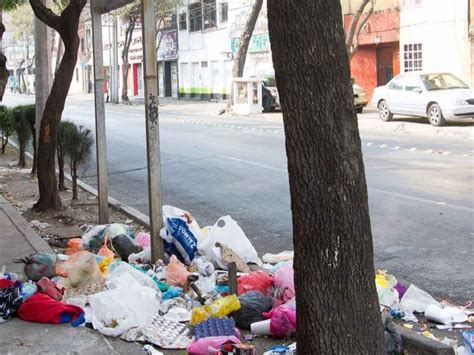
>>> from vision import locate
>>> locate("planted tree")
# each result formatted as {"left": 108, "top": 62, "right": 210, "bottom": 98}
{"left": 267, "top": 0, "right": 385, "bottom": 353}
{"left": 226, "top": 0, "right": 264, "bottom": 111}
{"left": 0, "top": 105, "right": 11, "bottom": 153}
{"left": 11, "top": 105, "right": 31, "bottom": 167}
{"left": 22, "top": 104, "right": 36, "bottom": 174}
{"left": 65, "top": 124, "right": 93, "bottom": 200}
{"left": 345, "top": 0, "right": 377, "bottom": 61}
{"left": 56, "top": 120, "right": 75, "bottom": 191}
{"left": 27, "top": 0, "right": 88, "bottom": 211}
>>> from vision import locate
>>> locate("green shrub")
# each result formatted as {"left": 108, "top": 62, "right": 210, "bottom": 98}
{"left": 0, "top": 105, "right": 12, "bottom": 154}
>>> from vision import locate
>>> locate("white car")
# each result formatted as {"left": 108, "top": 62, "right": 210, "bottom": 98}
{"left": 371, "top": 72, "right": 474, "bottom": 126}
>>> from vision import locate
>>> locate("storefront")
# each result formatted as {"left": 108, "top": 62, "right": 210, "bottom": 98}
{"left": 157, "top": 29, "right": 179, "bottom": 98}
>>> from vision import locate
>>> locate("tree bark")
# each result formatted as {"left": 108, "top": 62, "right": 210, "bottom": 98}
{"left": 30, "top": 0, "right": 87, "bottom": 211}
{"left": 121, "top": 15, "right": 137, "bottom": 104}
{"left": 30, "top": 119, "right": 36, "bottom": 175}
{"left": 57, "top": 149, "right": 65, "bottom": 190}
{"left": 226, "top": 0, "right": 263, "bottom": 111}
{"left": 19, "top": 144, "right": 26, "bottom": 167}
{"left": 55, "top": 36, "right": 63, "bottom": 74}
{"left": 72, "top": 167, "right": 77, "bottom": 200}
{"left": 0, "top": 10, "right": 8, "bottom": 102}
{"left": 267, "top": 1, "right": 385, "bottom": 353}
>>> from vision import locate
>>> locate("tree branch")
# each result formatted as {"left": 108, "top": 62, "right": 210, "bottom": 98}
{"left": 349, "top": 0, "right": 376, "bottom": 60}
{"left": 345, "top": 0, "right": 370, "bottom": 57}
{"left": 28, "top": 0, "right": 61, "bottom": 31}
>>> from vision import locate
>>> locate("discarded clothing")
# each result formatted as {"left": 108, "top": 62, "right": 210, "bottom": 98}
{"left": 17, "top": 293, "right": 84, "bottom": 326}
{"left": 0, "top": 282, "right": 23, "bottom": 323}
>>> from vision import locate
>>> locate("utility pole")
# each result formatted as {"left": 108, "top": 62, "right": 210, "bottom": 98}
{"left": 141, "top": 0, "right": 164, "bottom": 261}
{"left": 91, "top": 0, "right": 109, "bottom": 224}
{"left": 34, "top": 0, "right": 52, "bottom": 158}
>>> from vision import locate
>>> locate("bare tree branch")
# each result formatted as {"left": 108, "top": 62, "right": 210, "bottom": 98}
{"left": 349, "top": 0, "right": 376, "bottom": 60}
{"left": 28, "top": 0, "right": 61, "bottom": 31}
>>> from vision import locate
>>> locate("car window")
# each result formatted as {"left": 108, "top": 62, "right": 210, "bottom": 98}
{"left": 404, "top": 76, "right": 422, "bottom": 92}
{"left": 388, "top": 77, "right": 404, "bottom": 91}
{"left": 421, "top": 73, "right": 469, "bottom": 91}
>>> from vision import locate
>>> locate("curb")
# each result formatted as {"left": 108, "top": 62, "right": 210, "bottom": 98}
{"left": 9, "top": 140, "right": 151, "bottom": 229}
{"left": 394, "top": 324, "right": 455, "bottom": 354}
{"left": 0, "top": 195, "right": 52, "bottom": 253}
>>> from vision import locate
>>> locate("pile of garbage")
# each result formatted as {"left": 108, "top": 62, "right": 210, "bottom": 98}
{"left": 0, "top": 205, "right": 472, "bottom": 354}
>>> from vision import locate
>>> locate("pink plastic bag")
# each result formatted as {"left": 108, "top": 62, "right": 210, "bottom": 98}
{"left": 273, "top": 262, "right": 295, "bottom": 303}
{"left": 166, "top": 255, "right": 191, "bottom": 288}
{"left": 135, "top": 232, "right": 151, "bottom": 248}
{"left": 237, "top": 271, "right": 273, "bottom": 296}
{"left": 187, "top": 335, "right": 241, "bottom": 354}
{"left": 262, "top": 298, "right": 296, "bottom": 338}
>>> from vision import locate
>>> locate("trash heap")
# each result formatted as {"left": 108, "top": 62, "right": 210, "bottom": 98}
{"left": 376, "top": 270, "right": 473, "bottom": 354}
{"left": 1, "top": 205, "right": 472, "bottom": 355}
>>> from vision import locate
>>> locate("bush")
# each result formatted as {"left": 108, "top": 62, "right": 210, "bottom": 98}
{"left": 11, "top": 105, "right": 32, "bottom": 167}
{"left": 0, "top": 105, "right": 12, "bottom": 154}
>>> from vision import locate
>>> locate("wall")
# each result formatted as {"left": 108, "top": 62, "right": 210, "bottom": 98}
{"left": 341, "top": 0, "right": 399, "bottom": 15}
{"left": 400, "top": 0, "right": 470, "bottom": 84}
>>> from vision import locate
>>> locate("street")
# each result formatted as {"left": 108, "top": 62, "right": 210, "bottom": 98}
{"left": 4, "top": 93, "right": 474, "bottom": 302}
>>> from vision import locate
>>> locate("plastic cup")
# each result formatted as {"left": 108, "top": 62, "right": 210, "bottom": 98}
{"left": 250, "top": 319, "right": 271, "bottom": 335}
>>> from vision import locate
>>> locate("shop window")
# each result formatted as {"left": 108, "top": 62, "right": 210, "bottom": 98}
{"left": 179, "top": 13, "right": 187, "bottom": 30}
{"left": 203, "top": 0, "right": 217, "bottom": 29}
{"left": 220, "top": 2, "right": 228, "bottom": 23}
{"left": 189, "top": 3, "right": 202, "bottom": 32}
{"left": 403, "top": 43, "right": 422, "bottom": 72}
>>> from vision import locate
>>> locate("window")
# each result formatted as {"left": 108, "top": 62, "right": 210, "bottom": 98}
{"left": 220, "top": 2, "right": 228, "bottom": 23}
{"left": 388, "top": 76, "right": 404, "bottom": 90}
{"left": 80, "top": 38, "right": 84, "bottom": 53}
{"left": 403, "top": 76, "right": 422, "bottom": 92}
{"left": 75, "top": 68, "right": 79, "bottom": 82}
{"left": 189, "top": 3, "right": 202, "bottom": 32}
{"left": 201, "top": 61, "right": 208, "bottom": 68}
{"left": 420, "top": 73, "right": 469, "bottom": 91}
{"left": 203, "top": 0, "right": 217, "bottom": 29}
{"left": 179, "top": 13, "right": 187, "bottom": 30}
{"left": 401, "top": 0, "right": 422, "bottom": 7}
{"left": 403, "top": 43, "right": 422, "bottom": 72}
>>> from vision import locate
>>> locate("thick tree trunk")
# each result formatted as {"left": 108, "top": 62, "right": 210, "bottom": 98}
{"left": 55, "top": 37, "right": 63, "bottom": 74}
{"left": 267, "top": 1, "right": 385, "bottom": 353}
{"left": 0, "top": 11, "right": 8, "bottom": 102}
{"left": 57, "top": 149, "right": 65, "bottom": 190}
{"left": 19, "top": 144, "right": 26, "bottom": 167}
{"left": 30, "top": 123, "right": 36, "bottom": 175}
{"left": 30, "top": 0, "right": 87, "bottom": 211}
{"left": 121, "top": 16, "right": 136, "bottom": 104}
{"left": 226, "top": 0, "right": 263, "bottom": 111}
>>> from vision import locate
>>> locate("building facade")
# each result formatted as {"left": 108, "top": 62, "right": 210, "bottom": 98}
{"left": 176, "top": 0, "right": 273, "bottom": 100}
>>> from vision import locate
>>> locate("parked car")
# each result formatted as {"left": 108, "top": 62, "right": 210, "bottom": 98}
{"left": 261, "top": 75, "right": 280, "bottom": 112}
{"left": 371, "top": 72, "right": 474, "bottom": 126}
{"left": 352, "top": 79, "right": 369, "bottom": 113}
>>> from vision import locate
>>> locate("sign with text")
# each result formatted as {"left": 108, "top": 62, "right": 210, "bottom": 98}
{"left": 230, "top": 33, "right": 270, "bottom": 54}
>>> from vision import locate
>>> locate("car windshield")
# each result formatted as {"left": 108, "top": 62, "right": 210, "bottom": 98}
{"left": 420, "top": 73, "right": 469, "bottom": 91}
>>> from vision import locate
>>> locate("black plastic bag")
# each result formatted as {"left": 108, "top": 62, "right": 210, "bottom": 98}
{"left": 112, "top": 234, "right": 142, "bottom": 261}
{"left": 235, "top": 291, "right": 273, "bottom": 330}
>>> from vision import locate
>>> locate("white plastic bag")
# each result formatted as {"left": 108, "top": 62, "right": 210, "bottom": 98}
{"left": 89, "top": 273, "right": 160, "bottom": 337}
{"left": 399, "top": 285, "right": 440, "bottom": 313}
{"left": 199, "top": 216, "right": 259, "bottom": 268}
{"left": 106, "top": 261, "right": 159, "bottom": 291}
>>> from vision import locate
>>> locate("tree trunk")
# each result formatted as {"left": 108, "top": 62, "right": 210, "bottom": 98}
{"left": 19, "top": 59, "right": 26, "bottom": 93}
{"left": 19, "top": 143, "right": 26, "bottom": 167}
{"left": 226, "top": 0, "right": 263, "bottom": 111}
{"left": 121, "top": 16, "right": 136, "bottom": 104}
{"left": 55, "top": 37, "right": 63, "bottom": 74}
{"left": 57, "top": 148, "right": 65, "bottom": 190}
{"left": 30, "top": 0, "right": 87, "bottom": 211}
{"left": 30, "top": 122, "right": 36, "bottom": 175}
{"left": 0, "top": 10, "right": 9, "bottom": 102}
{"left": 72, "top": 168, "right": 77, "bottom": 200}
{"left": 1, "top": 135, "right": 7, "bottom": 153}
{"left": 267, "top": 1, "right": 385, "bottom": 353}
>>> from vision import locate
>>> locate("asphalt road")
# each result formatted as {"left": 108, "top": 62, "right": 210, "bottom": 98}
{"left": 4, "top": 94, "right": 474, "bottom": 302}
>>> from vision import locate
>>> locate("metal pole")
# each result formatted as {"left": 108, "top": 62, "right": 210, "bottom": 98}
{"left": 34, "top": 0, "right": 51, "bottom": 157}
{"left": 141, "top": 0, "right": 164, "bottom": 262}
{"left": 91, "top": 0, "right": 109, "bottom": 224}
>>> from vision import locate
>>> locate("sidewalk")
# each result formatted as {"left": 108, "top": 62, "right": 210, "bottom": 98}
{"left": 0, "top": 195, "right": 143, "bottom": 354}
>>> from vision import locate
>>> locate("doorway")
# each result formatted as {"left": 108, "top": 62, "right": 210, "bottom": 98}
{"left": 376, "top": 46, "right": 394, "bottom": 86}
{"left": 164, "top": 61, "right": 172, "bottom": 97}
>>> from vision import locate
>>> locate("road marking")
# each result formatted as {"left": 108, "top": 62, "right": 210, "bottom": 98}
{"left": 368, "top": 187, "right": 474, "bottom": 212}
{"left": 380, "top": 144, "right": 388, "bottom": 148}
{"left": 424, "top": 149, "right": 434, "bottom": 154}
{"left": 394, "top": 146, "right": 401, "bottom": 150}
{"left": 410, "top": 147, "right": 418, "bottom": 152}
{"left": 214, "top": 154, "right": 286, "bottom": 172}
{"left": 367, "top": 142, "right": 373, "bottom": 146}
{"left": 442, "top": 151, "right": 451, "bottom": 156}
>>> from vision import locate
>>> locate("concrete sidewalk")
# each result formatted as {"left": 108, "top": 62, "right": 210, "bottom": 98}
{"left": 0, "top": 195, "right": 143, "bottom": 354}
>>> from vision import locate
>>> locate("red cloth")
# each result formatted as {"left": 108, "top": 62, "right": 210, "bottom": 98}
{"left": 18, "top": 293, "right": 83, "bottom": 324}
{"left": 0, "top": 279, "right": 15, "bottom": 288}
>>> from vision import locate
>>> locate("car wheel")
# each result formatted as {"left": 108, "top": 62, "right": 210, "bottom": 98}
{"left": 428, "top": 103, "right": 446, "bottom": 127}
{"left": 356, "top": 107, "right": 363, "bottom": 114}
{"left": 378, "top": 100, "right": 393, "bottom": 122}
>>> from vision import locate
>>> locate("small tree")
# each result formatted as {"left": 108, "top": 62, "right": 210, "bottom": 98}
{"left": 65, "top": 124, "right": 93, "bottom": 200}
{"left": 345, "top": 0, "right": 377, "bottom": 61}
{"left": 11, "top": 105, "right": 31, "bottom": 167}
{"left": 0, "top": 105, "right": 12, "bottom": 153}
{"left": 56, "top": 120, "right": 75, "bottom": 191}
{"left": 21, "top": 104, "right": 36, "bottom": 174}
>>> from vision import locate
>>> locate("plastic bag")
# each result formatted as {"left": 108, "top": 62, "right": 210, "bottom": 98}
{"left": 191, "top": 257, "right": 215, "bottom": 276}
{"left": 82, "top": 224, "right": 135, "bottom": 251}
{"left": 399, "top": 285, "right": 440, "bottom": 313}
{"left": 65, "top": 238, "right": 84, "bottom": 255}
{"left": 98, "top": 235, "right": 115, "bottom": 259}
{"left": 128, "top": 248, "right": 151, "bottom": 264}
{"left": 89, "top": 273, "right": 160, "bottom": 336}
{"left": 237, "top": 271, "right": 274, "bottom": 296}
{"left": 190, "top": 294, "right": 241, "bottom": 325}
{"left": 106, "top": 262, "right": 159, "bottom": 291}
{"left": 16, "top": 252, "right": 57, "bottom": 282}
{"left": 135, "top": 232, "right": 151, "bottom": 248}
{"left": 98, "top": 257, "right": 114, "bottom": 276}
{"left": 162, "top": 206, "right": 202, "bottom": 265}
{"left": 37, "top": 277, "right": 63, "bottom": 301}
{"left": 262, "top": 298, "right": 297, "bottom": 338}
{"left": 199, "top": 216, "right": 260, "bottom": 268}
{"left": 166, "top": 255, "right": 191, "bottom": 288}
{"left": 163, "top": 286, "right": 183, "bottom": 300}
{"left": 112, "top": 234, "right": 142, "bottom": 261}
{"left": 273, "top": 262, "right": 294, "bottom": 303}
{"left": 187, "top": 336, "right": 241, "bottom": 355}
{"left": 56, "top": 251, "right": 103, "bottom": 289}
{"left": 236, "top": 291, "right": 274, "bottom": 330}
